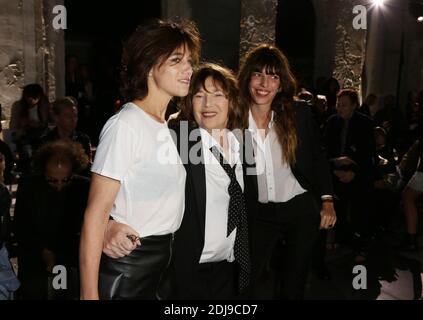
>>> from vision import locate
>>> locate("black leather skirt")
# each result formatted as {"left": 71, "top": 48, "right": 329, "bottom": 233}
{"left": 99, "top": 233, "right": 174, "bottom": 300}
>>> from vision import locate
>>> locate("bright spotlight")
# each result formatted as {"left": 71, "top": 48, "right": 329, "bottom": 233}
{"left": 418, "top": 16, "right": 423, "bottom": 23}
{"left": 372, "top": 0, "right": 385, "bottom": 6}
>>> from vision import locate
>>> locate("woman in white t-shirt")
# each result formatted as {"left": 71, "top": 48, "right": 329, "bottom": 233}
{"left": 79, "top": 19, "right": 201, "bottom": 300}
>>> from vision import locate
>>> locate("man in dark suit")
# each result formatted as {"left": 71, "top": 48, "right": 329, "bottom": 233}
{"left": 36, "top": 97, "right": 92, "bottom": 161}
{"left": 324, "top": 88, "right": 376, "bottom": 259}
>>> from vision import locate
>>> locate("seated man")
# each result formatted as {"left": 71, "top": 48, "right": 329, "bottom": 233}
{"left": 324, "top": 89, "right": 376, "bottom": 260}
{"left": 14, "top": 141, "right": 90, "bottom": 299}
{"left": 37, "top": 97, "right": 92, "bottom": 161}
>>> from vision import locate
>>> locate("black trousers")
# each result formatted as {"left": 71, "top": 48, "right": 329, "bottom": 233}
{"left": 180, "top": 260, "right": 237, "bottom": 300}
{"left": 249, "top": 192, "right": 319, "bottom": 300}
{"left": 99, "top": 233, "right": 173, "bottom": 300}
{"left": 333, "top": 178, "right": 374, "bottom": 249}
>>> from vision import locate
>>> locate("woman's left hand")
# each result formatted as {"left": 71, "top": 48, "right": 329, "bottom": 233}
{"left": 319, "top": 202, "right": 337, "bottom": 230}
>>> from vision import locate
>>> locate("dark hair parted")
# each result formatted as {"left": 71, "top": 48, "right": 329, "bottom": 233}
{"left": 32, "top": 140, "right": 89, "bottom": 174}
{"left": 176, "top": 62, "right": 242, "bottom": 130}
{"left": 19, "top": 84, "right": 50, "bottom": 120}
{"left": 337, "top": 88, "right": 360, "bottom": 107}
{"left": 238, "top": 44, "right": 298, "bottom": 166}
{"left": 121, "top": 19, "right": 201, "bottom": 101}
{"left": 22, "top": 84, "right": 44, "bottom": 100}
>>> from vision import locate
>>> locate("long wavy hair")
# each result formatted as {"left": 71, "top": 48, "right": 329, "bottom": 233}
{"left": 238, "top": 44, "right": 298, "bottom": 166}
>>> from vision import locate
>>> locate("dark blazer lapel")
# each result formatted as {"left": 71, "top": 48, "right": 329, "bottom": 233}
{"left": 188, "top": 129, "right": 207, "bottom": 240}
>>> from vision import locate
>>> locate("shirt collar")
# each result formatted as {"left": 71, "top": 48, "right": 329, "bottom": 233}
{"left": 199, "top": 128, "right": 240, "bottom": 163}
{"left": 248, "top": 110, "right": 274, "bottom": 150}
{"left": 248, "top": 109, "right": 275, "bottom": 131}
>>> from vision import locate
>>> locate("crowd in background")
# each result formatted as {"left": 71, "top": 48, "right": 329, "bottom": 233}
{"left": 1, "top": 50, "right": 423, "bottom": 300}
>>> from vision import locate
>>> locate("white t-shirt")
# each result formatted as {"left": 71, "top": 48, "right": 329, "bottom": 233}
{"left": 92, "top": 102, "right": 186, "bottom": 237}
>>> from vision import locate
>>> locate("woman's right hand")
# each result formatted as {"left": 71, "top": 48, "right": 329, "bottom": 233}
{"left": 103, "top": 220, "right": 140, "bottom": 258}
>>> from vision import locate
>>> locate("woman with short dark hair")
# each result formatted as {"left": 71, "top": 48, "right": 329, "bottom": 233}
{"left": 79, "top": 19, "right": 201, "bottom": 300}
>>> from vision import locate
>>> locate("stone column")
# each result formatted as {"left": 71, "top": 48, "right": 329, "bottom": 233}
{"left": 40, "top": 0, "right": 65, "bottom": 102}
{"left": 0, "top": 0, "right": 28, "bottom": 120}
{"left": 363, "top": 0, "right": 407, "bottom": 108}
{"left": 332, "top": 0, "right": 367, "bottom": 92}
{"left": 23, "top": 0, "right": 38, "bottom": 85}
{"left": 313, "top": 0, "right": 367, "bottom": 96}
{"left": 0, "top": 0, "right": 64, "bottom": 121}
{"left": 51, "top": 2, "right": 66, "bottom": 101}
{"left": 239, "top": 0, "right": 278, "bottom": 58}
